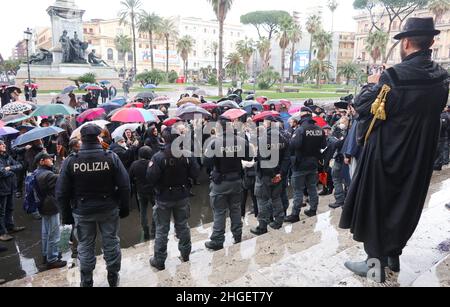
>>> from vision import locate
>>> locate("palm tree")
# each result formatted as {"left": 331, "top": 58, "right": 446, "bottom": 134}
{"left": 115, "top": 35, "right": 132, "bottom": 70}
{"left": 207, "top": 0, "right": 234, "bottom": 96}
{"left": 225, "top": 52, "right": 245, "bottom": 86}
{"left": 118, "top": 0, "right": 142, "bottom": 75}
{"left": 313, "top": 30, "right": 333, "bottom": 62}
{"left": 429, "top": 0, "right": 450, "bottom": 23}
{"left": 176, "top": 35, "right": 194, "bottom": 81}
{"left": 277, "top": 16, "right": 294, "bottom": 91}
{"left": 158, "top": 18, "right": 179, "bottom": 73}
{"left": 138, "top": 11, "right": 162, "bottom": 70}
{"left": 236, "top": 38, "right": 255, "bottom": 74}
{"left": 206, "top": 42, "right": 219, "bottom": 71}
{"left": 257, "top": 38, "right": 271, "bottom": 70}
{"left": 304, "top": 59, "right": 334, "bottom": 87}
{"left": 287, "top": 22, "right": 302, "bottom": 83}
{"left": 337, "top": 62, "right": 359, "bottom": 85}
{"left": 366, "top": 30, "right": 388, "bottom": 64}
{"left": 327, "top": 0, "right": 339, "bottom": 33}
{"left": 306, "top": 14, "right": 322, "bottom": 64}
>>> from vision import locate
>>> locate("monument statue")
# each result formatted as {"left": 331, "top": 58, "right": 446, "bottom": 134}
{"left": 59, "top": 30, "right": 88, "bottom": 63}
{"left": 88, "top": 49, "right": 109, "bottom": 67}
{"left": 28, "top": 48, "right": 53, "bottom": 65}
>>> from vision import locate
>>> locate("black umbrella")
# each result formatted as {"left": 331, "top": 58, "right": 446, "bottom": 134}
{"left": 178, "top": 106, "right": 211, "bottom": 121}
{"left": 6, "top": 86, "right": 21, "bottom": 94}
{"left": 218, "top": 100, "right": 240, "bottom": 110}
{"left": 136, "top": 92, "right": 157, "bottom": 100}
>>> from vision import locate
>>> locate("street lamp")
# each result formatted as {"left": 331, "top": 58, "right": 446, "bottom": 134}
{"left": 355, "top": 57, "right": 362, "bottom": 96}
{"left": 23, "top": 28, "right": 32, "bottom": 101}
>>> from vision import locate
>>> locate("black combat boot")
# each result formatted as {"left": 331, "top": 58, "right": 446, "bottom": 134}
{"left": 304, "top": 209, "right": 317, "bottom": 217}
{"left": 179, "top": 254, "right": 190, "bottom": 263}
{"left": 150, "top": 257, "right": 165, "bottom": 271}
{"left": 269, "top": 222, "right": 283, "bottom": 230}
{"left": 234, "top": 236, "right": 242, "bottom": 244}
{"left": 107, "top": 272, "right": 120, "bottom": 287}
{"left": 329, "top": 203, "right": 344, "bottom": 209}
{"left": 80, "top": 271, "right": 94, "bottom": 288}
{"left": 388, "top": 256, "right": 400, "bottom": 273}
{"left": 143, "top": 227, "right": 151, "bottom": 241}
{"left": 284, "top": 215, "right": 300, "bottom": 223}
{"left": 205, "top": 241, "right": 224, "bottom": 251}
{"left": 250, "top": 227, "right": 268, "bottom": 236}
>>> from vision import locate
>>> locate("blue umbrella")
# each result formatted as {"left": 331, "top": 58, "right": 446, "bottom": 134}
{"left": 144, "top": 84, "right": 157, "bottom": 89}
{"left": 111, "top": 97, "right": 127, "bottom": 106}
{"left": 240, "top": 100, "right": 263, "bottom": 114}
{"left": 2, "top": 113, "right": 31, "bottom": 125}
{"left": 100, "top": 102, "right": 122, "bottom": 113}
{"left": 61, "top": 85, "right": 78, "bottom": 94}
{"left": 79, "top": 83, "right": 94, "bottom": 90}
{"left": 13, "top": 126, "right": 65, "bottom": 147}
{"left": 99, "top": 80, "right": 111, "bottom": 85}
{"left": 0, "top": 127, "right": 20, "bottom": 137}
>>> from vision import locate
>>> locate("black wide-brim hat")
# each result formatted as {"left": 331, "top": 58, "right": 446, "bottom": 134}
{"left": 394, "top": 17, "right": 440, "bottom": 40}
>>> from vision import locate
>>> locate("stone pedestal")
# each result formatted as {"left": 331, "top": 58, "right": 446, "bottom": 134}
{"left": 16, "top": 64, "right": 121, "bottom": 90}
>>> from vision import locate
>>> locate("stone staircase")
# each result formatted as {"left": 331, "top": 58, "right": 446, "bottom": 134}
{"left": 3, "top": 167, "right": 450, "bottom": 287}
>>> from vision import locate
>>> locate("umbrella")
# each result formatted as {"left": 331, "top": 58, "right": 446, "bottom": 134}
{"left": 15, "top": 125, "right": 36, "bottom": 132}
{"left": 144, "top": 84, "right": 157, "bottom": 89}
{"left": 14, "top": 126, "right": 65, "bottom": 147}
{"left": 221, "top": 109, "right": 247, "bottom": 121}
{"left": 256, "top": 96, "right": 268, "bottom": 104}
{"left": 79, "top": 83, "right": 91, "bottom": 90}
{"left": 240, "top": 101, "right": 264, "bottom": 113}
{"left": 6, "top": 86, "right": 21, "bottom": 94}
{"left": 334, "top": 101, "right": 350, "bottom": 110}
{"left": 153, "top": 96, "right": 170, "bottom": 102}
{"left": 125, "top": 102, "right": 144, "bottom": 109}
{"left": 0, "top": 127, "right": 20, "bottom": 137}
{"left": 217, "top": 100, "right": 240, "bottom": 110}
{"left": 177, "top": 97, "right": 201, "bottom": 107}
{"left": 0, "top": 82, "right": 10, "bottom": 87}
{"left": 289, "top": 106, "right": 302, "bottom": 115}
{"left": 186, "top": 86, "right": 200, "bottom": 91}
{"left": 2, "top": 113, "right": 30, "bottom": 125}
{"left": 61, "top": 85, "right": 78, "bottom": 95}
{"left": 31, "top": 104, "right": 77, "bottom": 117}
{"left": 178, "top": 106, "right": 211, "bottom": 121}
{"left": 71, "top": 120, "right": 110, "bottom": 139}
{"left": 111, "top": 97, "right": 127, "bottom": 106}
{"left": 0, "top": 121, "right": 5, "bottom": 128}
{"left": 194, "top": 89, "right": 207, "bottom": 96}
{"left": 149, "top": 100, "right": 172, "bottom": 107}
{"left": 111, "top": 108, "right": 158, "bottom": 123}
{"left": 252, "top": 111, "right": 280, "bottom": 123}
{"left": 1, "top": 102, "right": 32, "bottom": 115}
{"left": 99, "top": 80, "right": 111, "bottom": 85}
{"left": 77, "top": 108, "right": 106, "bottom": 123}
{"left": 264, "top": 99, "right": 292, "bottom": 111}
{"left": 149, "top": 109, "right": 165, "bottom": 117}
{"left": 163, "top": 117, "right": 182, "bottom": 127}
{"left": 136, "top": 92, "right": 157, "bottom": 100}
{"left": 111, "top": 123, "right": 141, "bottom": 139}
{"left": 176, "top": 103, "right": 197, "bottom": 115}
{"left": 200, "top": 103, "right": 219, "bottom": 111}
{"left": 99, "top": 102, "right": 121, "bottom": 113}
{"left": 86, "top": 85, "right": 103, "bottom": 91}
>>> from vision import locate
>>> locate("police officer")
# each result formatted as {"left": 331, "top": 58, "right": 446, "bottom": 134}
{"left": 56, "top": 125, "right": 130, "bottom": 287}
{"left": 204, "top": 117, "right": 252, "bottom": 251}
{"left": 147, "top": 128, "right": 200, "bottom": 270}
{"left": 285, "top": 107, "right": 326, "bottom": 222}
{"left": 251, "top": 116, "right": 290, "bottom": 235}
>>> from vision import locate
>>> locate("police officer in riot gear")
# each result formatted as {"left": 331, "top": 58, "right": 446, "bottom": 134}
{"left": 285, "top": 107, "right": 326, "bottom": 222}
{"left": 251, "top": 116, "right": 290, "bottom": 235}
{"left": 56, "top": 125, "right": 131, "bottom": 287}
{"left": 204, "top": 117, "right": 253, "bottom": 251}
{"left": 147, "top": 128, "right": 200, "bottom": 271}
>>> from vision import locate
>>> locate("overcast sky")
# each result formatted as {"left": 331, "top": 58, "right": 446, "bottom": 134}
{"left": 0, "top": 0, "right": 358, "bottom": 58}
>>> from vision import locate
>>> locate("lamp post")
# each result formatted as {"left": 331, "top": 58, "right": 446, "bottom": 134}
{"left": 355, "top": 56, "right": 362, "bottom": 96}
{"left": 23, "top": 28, "right": 32, "bottom": 101}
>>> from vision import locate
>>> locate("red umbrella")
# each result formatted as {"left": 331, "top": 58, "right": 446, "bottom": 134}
{"left": 125, "top": 102, "right": 144, "bottom": 109}
{"left": 76, "top": 108, "right": 106, "bottom": 123}
{"left": 163, "top": 117, "right": 182, "bottom": 127}
{"left": 25, "top": 83, "right": 39, "bottom": 89}
{"left": 221, "top": 109, "right": 247, "bottom": 121}
{"left": 253, "top": 111, "right": 280, "bottom": 123}
{"left": 200, "top": 103, "right": 219, "bottom": 111}
{"left": 256, "top": 96, "right": 268, "bottom": 104}
{"left": 264, "top": 99, "right": 292, "bottom": 111}
{"left": 86, "top": 85, "right": 103, "bottom": 91}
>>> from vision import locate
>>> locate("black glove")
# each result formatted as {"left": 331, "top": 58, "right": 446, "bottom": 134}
{"left": 119, "top": 207, "right": 130, "bottom": 219}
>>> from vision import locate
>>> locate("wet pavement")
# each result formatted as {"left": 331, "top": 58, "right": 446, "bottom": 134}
{"left": 1, "top": 166, "right": 449, "bottom": 287}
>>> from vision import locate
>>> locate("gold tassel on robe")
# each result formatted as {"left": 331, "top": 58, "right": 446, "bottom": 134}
{"left": 365, "top": 84, "right": 391, "bottom": 144}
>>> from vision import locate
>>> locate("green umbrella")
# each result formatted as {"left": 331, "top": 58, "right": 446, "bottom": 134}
{"left": 31, "top": 104, "right": 78, "bottom": 117}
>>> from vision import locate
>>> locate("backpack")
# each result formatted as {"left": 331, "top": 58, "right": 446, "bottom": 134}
{"left": 23, "top": 170, "right": 45, "bottom": 214}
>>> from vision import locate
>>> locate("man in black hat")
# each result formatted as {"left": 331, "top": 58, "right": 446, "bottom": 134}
{"left": 340, "top": 17, "right": 449, "bottom": 283}
{"left": 56, "top": 124, "right": 131, "bottom": 287}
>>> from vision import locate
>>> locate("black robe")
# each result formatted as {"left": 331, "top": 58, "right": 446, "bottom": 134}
{"left": 339, "top": 50, "right": 449, "bottom": 258}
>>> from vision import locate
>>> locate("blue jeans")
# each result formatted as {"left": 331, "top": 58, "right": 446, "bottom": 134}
{"left": 73, "top": 209, "right": 121, "bottom": 274}
{"left": 41, "top": 214, "right": 61, "bottom": 264}
{"left": 291, "top": 169, "right": 319, "bottom": 215}
{"left": 0, "top": 195, "right": 14, "bottom": 236}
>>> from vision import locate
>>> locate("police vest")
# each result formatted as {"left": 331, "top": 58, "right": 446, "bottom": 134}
{"left": 160, "top": 153, "right": 190, "bottom": 189}
{"left": 214, "top": 137, "right": 243, "bottom": 175}
{"left": 69, "top": 150, "right": 115, "bottom": 199}
{"left": 299, "top": 122, "right": 324, "bottom": 159}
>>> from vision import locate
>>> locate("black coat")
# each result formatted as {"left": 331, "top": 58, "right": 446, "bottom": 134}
{"left": 36, "top": 166, "right": 59, "bottom": 216}
{"left": 0, "top": 153, "right": 22, "bottom": 196}
{"left": 129, "top": 159, "right": 154, "bottom": 194}
{"left": 110, "top": 143, "right": 136, "bottom": 170}
{"left": 339, "top": 50, "right": 449, "bottom": 258}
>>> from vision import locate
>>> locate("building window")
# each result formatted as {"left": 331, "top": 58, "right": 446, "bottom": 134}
{"left": 118, "top": 52, "right": 125, "bottom": 61}
{"left": 193, "top": 50, "right": 197, "bottom": 56}
{"left": 89, "top": 28, "right": 94, "bottom": 34}
{"left": 204, "top": 28, "right": 207, "bottom": 33}
{"left": 128, "top": 53, "right": 133, "bottom": 62}
{"left": 107, "top": 48, "right": 114, "bottom": 61}
{"left": 83, "top": 28, "right": 87, "bottom": 34}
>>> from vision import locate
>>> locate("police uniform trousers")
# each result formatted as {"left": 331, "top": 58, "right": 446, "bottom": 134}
{"left": 73, "top": 209, "right": 121, "bottom": 275}
{"left": 255, "top": 175, "right": 285, "bottom": 229}
{"left": 154, "top": 198, "right": 191, "bottom": 264}
{"left": 210, "top": 180, "right": 243, "bottom": 245}
{"left": 291, "top": 168, "right": 319, "bottom": 215}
